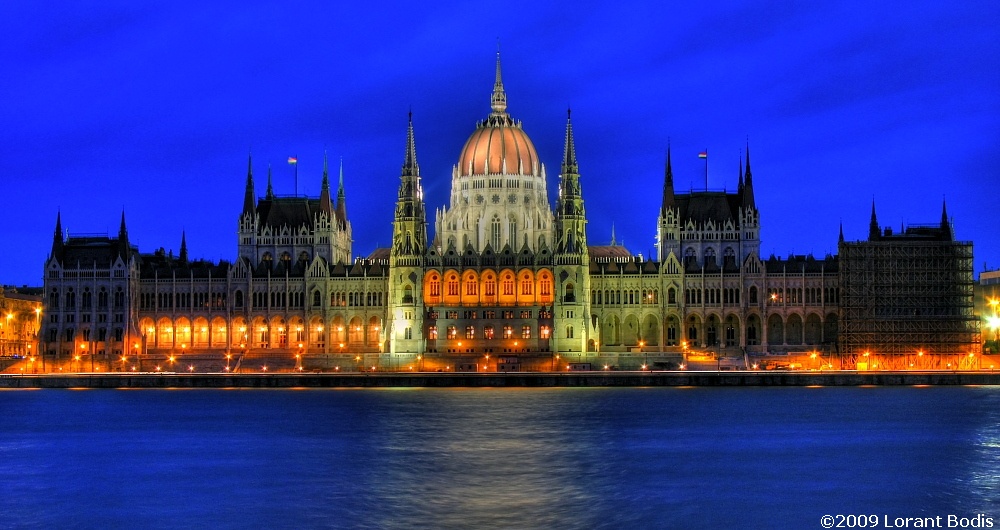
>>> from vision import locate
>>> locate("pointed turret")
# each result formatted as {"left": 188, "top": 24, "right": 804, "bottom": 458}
{"left": 391, "top": 112, "right": 427, "bottom": 257}
{"left": 610, "top": 224, "right": 617, "bottom": 246}
{"left": 738, "top": 151, "right": 745, "bottom": 195}
{"left": 555, "top": 109, "right": 587, "bottom": 254}
{"left": 117, "top": 210, "right": 130, "bottom": 260}
{"left": 403, "top": 111, "right": 420, "bottom": 177}
{"left": 490, "top": 48, "right": 507, "bottom": 116}
{"left": 562, "top": 109, "right": 578, "bottom": 174}
{"left": 179, "top": 231, "right": 188, "bottom": 264}
{"left": 742, "top": 143, "right": 756, "bottom": 210}
{"left": 319, "top": 152, "right": 333, "bottom": 216}
{"left": 335, "top": 158, "right": 348, "bottom": 228}
{"left": 243, "top": 152, "right": 255, "bottom": 216}
{"left": 265, "top": 165, "right": 275, "bottom": 200}
{"left": 940, "top": 198, "right": 952, "bottom": 240}
{"left": 869, "top": 199, "right": 880, "bottom": 240}
{"left": 839, "top": 221, "right": 845, "bottom": 243}
{"left": 661, "top": 143, "right": 675, "bottom": 215}
{"left": 51, "top": 211, "right": 64, "bottom": 261}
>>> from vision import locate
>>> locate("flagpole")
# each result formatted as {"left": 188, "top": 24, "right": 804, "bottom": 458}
{"left": 704, "top": 148, "right": 708, "bottom": 190}
{"left": 295, "top": 154, "right": 299, "bottom": 196}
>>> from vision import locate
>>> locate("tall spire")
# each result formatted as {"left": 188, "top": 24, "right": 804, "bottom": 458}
{"left": 403, "top": 111, "right": 420, "bottom": 176}
{"left": 391, "top": 112, "right": 426, "bottom": 257}
{"left": 738, "top": 150, "right": 744, "bottom": 193}
{"left": 940, "top": 197, "right": 952, "bottom": 240}
{"left": 179, "top": 231, "right": 188, "bottom": 264}
{"left": 562, "top": 108, "right": 578, "bottom": 173}
{"left": 117, "top": 209, "right": 130, "bottom": 260}
{"left": 742, "top": 142, "right": 756, "bottom": 210}
{"left": 243, "top": 151, "right": 255, "bottom": 215}
{"left": 51, "top": 211, "right": 64, "bottom": 261}
{"left": 490, "top": 47, "right": 507, "bottom": 115}
{"left": 320, "top": 151, "right": 333, "bottom": 215}
{"left": 661, "top": 142, "right": 675, "bottom": 214}
{"left": 335, "top": 158, "right": 347, "bottom": 228}
{"left": 610, "top": 224, "right": 617, "bottom": 246}
{"left": 555, "top": 109, "right": 587, "bottom": 254}
{"left": 869, "top": 199, "right": 880, "bottom": 240}
{"left": 265, "top": 164, "right": 275, "bottom": 200}
{"left": 839, "top": 221, "right": 845, "bottom": 243}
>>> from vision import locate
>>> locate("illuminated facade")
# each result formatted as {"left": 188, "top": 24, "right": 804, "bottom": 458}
{"left": 39, "top": 55, "right": 976, "bottom": 369}
{"left": 0, "top": 287, "right": 43, "bottom": 358}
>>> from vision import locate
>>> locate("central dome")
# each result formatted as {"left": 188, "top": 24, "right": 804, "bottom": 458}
{"left": 455, "top": 53, "right": 540, "bottom": 177}
{"left": 457, "top": 118, "right": 539, "bottom": 176}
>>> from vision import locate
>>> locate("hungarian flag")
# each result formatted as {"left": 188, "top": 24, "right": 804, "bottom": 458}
{"left": 287, "top": 156, "right": 298, "bottom": 165}
{"left": 698, "top": 151, "right": 708, "bottom": 159}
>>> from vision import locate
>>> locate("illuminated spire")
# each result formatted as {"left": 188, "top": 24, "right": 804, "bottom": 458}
{"left": 490, "top": 47, "right": 507, "bottom": 115}
{"left": 403, "top": 111, "right": 419, "bottom": 176}
{"left": 562, "top": 108, "right": 578, "bottom": 173}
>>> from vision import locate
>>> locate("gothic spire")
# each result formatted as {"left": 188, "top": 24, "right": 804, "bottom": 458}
{"left": 839, "top": 221, "right": 845, "bottom": 243}
{"left": 335, "top": 158, "right": 347, "bottom": 228}
{"left": 738, "top": 150, "right": 745, "bottom": 194}
{"left": 243, "top": 152, "right": 255, "bottom": 215}
{"left": 742, "top": 142, "right": 756, "bottom": 210}
{"left": 940, "top": 197, "right": 952, "bottom": 240}
{"left": 562, "top": 108, "right": 578, "bottom": 174}
{"left": 265, "top": 164, "right": 275, "bottom": 200}
{"left": 403, "top": 111, "right": 419, "bottom": 176}
{"left": 391, "top": 112, "right": 426, "bottom": 257}
{"left": 610, "top": 224, "right": 617, "bottom": 246}
{"left": 179, "top": 230, "right": 188, "bottom": 264}
{"left": 490, "top": 48, "right": 507, "bottom": 115}
{"left": 320, "top": 151, "right": 333, "bottom": 216}
{"left": 869, "top": 199, "right": 880, "bottom": 240}
{"left": 51, "top": 210, "right": 64, "bottom": 261}
{"left": 661, "top": 142, "right": 675, "bottom": 215}
{"left": 117, "top": 209, "right": 130, "bottom": 260}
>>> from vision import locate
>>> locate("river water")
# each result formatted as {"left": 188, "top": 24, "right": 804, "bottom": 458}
{"left": 1, "top": 386, "right": 998, "bottom": 529}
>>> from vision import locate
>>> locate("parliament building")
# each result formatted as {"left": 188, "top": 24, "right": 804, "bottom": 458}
{"left": 39, "top": 56, "right": 979, "bottom": 371}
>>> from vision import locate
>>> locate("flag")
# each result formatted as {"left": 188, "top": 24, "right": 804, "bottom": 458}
{"left": 698, "top": 151, "right": 708, "bottom": 159}
{"left": 287, "top": 156, "right": 298, "bottom": 165}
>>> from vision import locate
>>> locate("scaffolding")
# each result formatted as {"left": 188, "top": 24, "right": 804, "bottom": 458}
{"left": 839, "top": 238, "right": 980, "bottom": 356}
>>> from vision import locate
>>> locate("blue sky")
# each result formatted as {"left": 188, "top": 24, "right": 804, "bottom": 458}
{"left": 2, "top": 1, "right": 998, "bottom": 286}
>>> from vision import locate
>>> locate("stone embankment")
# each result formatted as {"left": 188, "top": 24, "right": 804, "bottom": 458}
{"left": 1, "top": 371, "right": 999, "bottom": 388}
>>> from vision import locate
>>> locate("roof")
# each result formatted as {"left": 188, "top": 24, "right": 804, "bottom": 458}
{"left": 256, "top": 197, "right": 322, "bottom": 229}
{"left": 588, "top": 245, "right": 632, "bottom": 258}
{"left": 675, "top": 191, "right": 741, "bottom": 225}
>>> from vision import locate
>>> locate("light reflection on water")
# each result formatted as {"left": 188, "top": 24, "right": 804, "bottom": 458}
{"left": 1, "top": 386, "right": 998, "bottom": 529}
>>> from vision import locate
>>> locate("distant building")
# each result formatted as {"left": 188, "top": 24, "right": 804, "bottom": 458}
{"left": 839, "top": 203, "right": 979, "bottom": 366}
{"left": 976, "top": 269, "right": 1000, "bottom": 354}
{"left": 0, "top": 286, "right": 43, "bottom": 358}
{"left": 37, "top": 55, "right": 977, "bottom": 370}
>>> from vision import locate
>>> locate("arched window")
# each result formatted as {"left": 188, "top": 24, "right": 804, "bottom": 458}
{"left": 234, "top": 290, "right": 244, "bottom": 308}
{"left": 82, "top": 288, "right": 92, "bottom": 309}
{"left": 312, "top": 290, "right": 321, "bottom": 307}
{"left": 66, "top": 288, "right": 76, "bottom": 308}
{"left": 704, "top": 248, "right": 716, "bottom": 268}
{"left": 491, "top": 215, "right": 501, "bottom": 249}
{"left": 564, "top": 283, "right": 575, "bottom": 303}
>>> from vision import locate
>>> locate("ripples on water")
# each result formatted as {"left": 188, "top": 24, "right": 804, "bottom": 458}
{"left": 1, "top": 386, "right": 998, "bottom": 529}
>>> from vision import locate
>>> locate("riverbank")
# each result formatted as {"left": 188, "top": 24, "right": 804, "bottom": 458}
{"left": 2, "top": 370, "right": 1000, "bottom": 388}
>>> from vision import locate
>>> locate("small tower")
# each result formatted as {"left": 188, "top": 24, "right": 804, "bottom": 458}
{"left": 553, "top": 109, "right": 592, "bottom": 355}
{"left": 868, "top": 200, "right": 880, "bottom": 241}
{"left": 387, "top": 112, "right": 429, "bottom": 355}
{"left": 657, "top": 143, "right": 680, "bottom": 262}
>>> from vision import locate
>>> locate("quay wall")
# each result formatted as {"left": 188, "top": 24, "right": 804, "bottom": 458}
{"left": 2, "top": 371, "right": 1000, "bottom": 389}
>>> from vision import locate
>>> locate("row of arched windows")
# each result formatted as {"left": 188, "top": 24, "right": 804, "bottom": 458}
{"left": 424, "top": 268, "right": 554, "bottom": 306}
